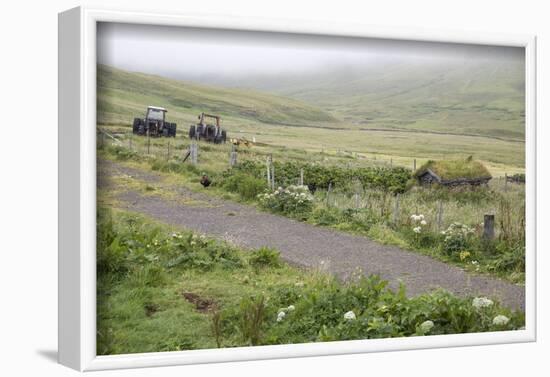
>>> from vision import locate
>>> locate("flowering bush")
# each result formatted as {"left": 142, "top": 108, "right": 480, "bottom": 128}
{"left": 276, "top": 305, "right": 296, "bottom": 322}
{"left": 492, "top": 315, "right": 510, "bottom": 326}
{"left": 441, "top": 222, "right": 475, "bottom": 257}
{"left": 472, "top": 297, "right": 494, "bottom": 309}
{"left": 409, "top": 214, "right": 434, "bottom": 247}
{"left": 410, "top": 214, "right": 427, "bottom": 234}
{"left": 261, "top": 276, "right": 523, "bottom": 344}
{"left": 418, "top": 320, "right": 434, "bottom": 334}
{"left": 343, "top": 311, "right": 356, "bottom": 320}
{"left": 258, "top": 185, "right": 314, "bottom": 216}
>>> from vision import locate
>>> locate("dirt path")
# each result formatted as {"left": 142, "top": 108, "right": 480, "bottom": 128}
{"left": 99, "top": 160, "right": 525, "bottom": 310}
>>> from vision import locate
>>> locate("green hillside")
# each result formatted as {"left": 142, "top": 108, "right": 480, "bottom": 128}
{"left": 233, "top": 60, "right": 526, "bottom": 140}
{"left": 97, "top": 65, "right": 338, "bottom": 128}
{"left": 97, "top": 64, "right": 525, "bottom": 174}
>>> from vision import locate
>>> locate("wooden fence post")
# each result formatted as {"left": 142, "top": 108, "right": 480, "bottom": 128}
{"left": 167, "top": 141, "right": 171, "bottom": 159}
{"left": 190, "top": 142, "right": 198, "bottom": 165}
{"left": 229, "top": 144, "right": 237, "bottom": 167}
{"left": 266, "top": 156, "right": 272, "bottom": 189}
{"left": 147, "top": 131, "right": 151, "bottom": 154}
{"left": 437, "top": 200, "right": 443, "bottom": 230}
{"left": 393, "top": 194, "right": 400, "bottom": 224}
{"left": 327, "top": 183, "right": 332, "bottom": 206}
{"left": 483, "top": 214, "right": 495, "bottom": 240}
{"left": 271, "top": 162, "right": 275, "bottom": 190}
{"left": 413, "top": 158, "right": 416, "bottom": 171}
{"left": 300, "top": 168, "right": 304, "bottom": 186}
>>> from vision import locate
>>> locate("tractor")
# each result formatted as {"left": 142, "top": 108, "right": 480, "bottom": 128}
{"left": 133, "top": 106, "right": 177, "bottom": 137}
{"left": 188, "top": 113, "right": 227, "bottom": 143}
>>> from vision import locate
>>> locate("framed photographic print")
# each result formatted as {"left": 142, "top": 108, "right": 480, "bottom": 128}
{"left": 58, "top": 6, "right": 536, "bottom": 371}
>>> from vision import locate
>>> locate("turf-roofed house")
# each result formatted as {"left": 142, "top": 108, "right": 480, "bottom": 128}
{"left": 414, "top": 157, "right": 492, "bottom": 187}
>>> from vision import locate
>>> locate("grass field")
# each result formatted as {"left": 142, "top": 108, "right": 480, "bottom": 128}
{"left": 98, "top": 64, "right": 525, "bottom": 177}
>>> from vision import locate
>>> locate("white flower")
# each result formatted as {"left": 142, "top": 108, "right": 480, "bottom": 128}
{"left": 419, "top": 320, "right": 434, "bottom": 333}
{"left": 472, "top": 297, "right": 494, "bottom": 309}
{"left": 492, "top": 315, "right": 510, "bottom": 326}
{"left": 344, "top": 311, "right": 356, "bottom": 320}
{"left": 171, "top": 232, "right": 178, "bottom": 238}
{"left": 277, "top": 311, "right": 286, "bottom": 322}
{"left": 287, "top": 305, "right": 295, "bottom": 312}
{"left": 413, "top": 227, "right": 421, "bottom": 234}
{"left": 420, "top": 220, "right": 427, "bottom": 226}
{"left": 419, "top": 214, "right": 425, "bottom": 220}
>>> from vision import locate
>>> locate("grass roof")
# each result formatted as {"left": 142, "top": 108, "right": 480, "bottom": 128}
{"left": 415, "top": 158, "right": 492, "bottom": 181}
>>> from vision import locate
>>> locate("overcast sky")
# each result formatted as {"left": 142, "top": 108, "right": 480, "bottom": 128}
{"left": 97, "top": 22, "right": 524, "bottom": 82}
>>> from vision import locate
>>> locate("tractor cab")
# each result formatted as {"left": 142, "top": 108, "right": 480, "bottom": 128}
{"left": 146, "top": 106, "right": 167, "bottom": 122}
{"left": 145, "top": 106, "right": 167, "bottom": 136}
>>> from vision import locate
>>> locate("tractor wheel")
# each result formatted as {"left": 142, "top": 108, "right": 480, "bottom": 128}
{"left": 163, "top": 127, "right": 169, "bottom": 137}
{"left": 221, "top": 130, "right": 227, "bottom": 143}
{"left": 197, "top": 124, "right": 203, "bottom": 140}
{"left": 138, "top": 124, "right": 146, "bottom": 135}
{"left": 133, "top": 118, "right": 142, "bottom": 134}
{"left": 170, "top": 123, "right": 177, "bottom": 137}
{"left": 189, "top": 125, "right": 196, "bottom": 139}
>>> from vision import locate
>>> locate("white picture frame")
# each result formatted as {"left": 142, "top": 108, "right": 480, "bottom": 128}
{"left": 58, "top": 6, "right": 537, "bottom": 371}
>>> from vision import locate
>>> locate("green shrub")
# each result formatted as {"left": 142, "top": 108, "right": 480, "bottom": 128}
{"left": 228, "top": 160, "right": 411, "bottom": 194}
{"left": 221, "top": 173, "right": 266, "bottom": 200}
{"left": 441, "top": 222, "right": 475, "bottom": 257}
{"left": 165, "top": 233, "right": 243, "bottom": 271}
{"left": 310, "top": 207, "right": 342, "bottom": 226}
{"left": 249, "top": 247, "right": 281, "bottom": 268}
{"left": 97, "top": 209, "right": 130, "bottom": 276}
{"left": 488, "top": 241, "right": 525, "bottom": 273}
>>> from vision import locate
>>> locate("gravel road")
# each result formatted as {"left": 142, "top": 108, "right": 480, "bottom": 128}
{"left": 99, "top": 160, "right": 525, "bottom": 310}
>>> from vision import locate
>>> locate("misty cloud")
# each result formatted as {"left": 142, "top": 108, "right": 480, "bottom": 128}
{"left": 97, "top": 22, "right": 524, "bottom": 83}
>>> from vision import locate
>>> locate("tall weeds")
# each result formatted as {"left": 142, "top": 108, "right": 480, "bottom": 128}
{"left": 238, "top": 295, "right": 266, "bottom": 346}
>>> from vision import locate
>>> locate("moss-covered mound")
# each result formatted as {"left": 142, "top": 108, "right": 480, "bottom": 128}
{"left": 415, "top": 158, "right": 492, "bottom": 182}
